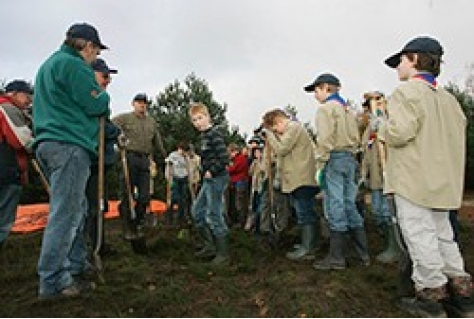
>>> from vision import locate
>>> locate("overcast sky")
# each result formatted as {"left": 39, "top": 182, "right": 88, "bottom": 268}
{"left": 3, "top": 0, "right": 473, "bottom": 136}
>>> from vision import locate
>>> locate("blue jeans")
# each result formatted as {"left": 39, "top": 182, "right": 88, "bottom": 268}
{"left": 192, "top": 173, "right": 229, "bottom": 237}
{"left": 289, "top": 186, "right": 318, "bottom": 225}
{"left": 371, "top": 189, "right": 391, "bottom": 225}
{"left": 171, "top": 176, "right": 189, "bottom": 221}
{"left": 35, "top": 141, "right": 91, "bottom": 296}
{"left": 0, "top": 184, "right": 22, "bottom": 242}
{"left": 325, "top": 151, "right": 364, "bottom": 232}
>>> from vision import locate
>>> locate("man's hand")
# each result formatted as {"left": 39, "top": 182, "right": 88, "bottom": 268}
{"left": 117, "top": 133, "right": 129, "bottom": 148}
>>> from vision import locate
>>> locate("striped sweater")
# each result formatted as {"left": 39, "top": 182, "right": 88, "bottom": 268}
{"left": 199, "top": 125, "right": 229, "bottom": 177}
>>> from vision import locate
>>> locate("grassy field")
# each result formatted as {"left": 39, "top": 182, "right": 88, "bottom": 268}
{"left": 1, "top": 212, "right": 473, "bottom": 317}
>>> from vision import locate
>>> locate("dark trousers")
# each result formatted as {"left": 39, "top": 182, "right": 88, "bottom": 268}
{"left": 170, "top": 176, "right": 190, "bottom": 222}
{"left": 119, "top": 152, "right": 150, "bottom": 226}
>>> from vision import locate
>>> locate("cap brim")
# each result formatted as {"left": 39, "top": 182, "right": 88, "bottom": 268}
{"left": 304, "top": 83, "right": 316, "bottom": 92}
{"left": 109, "top": 69, "right": 118, "bottom": 74}
{"left": 385, "top": 52, "right": 402, "bottom": 68}
{"left": 98, "top": 43, "right": 108, "bottom": 50}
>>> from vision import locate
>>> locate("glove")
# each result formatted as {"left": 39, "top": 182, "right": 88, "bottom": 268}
{"left": 315, "top": 166, "right": 327, "bottom": 190}
{"left": 117, "top": 133, "right": 129, "bottom": 148}
{"left": 369, "top": 113, "right": 387, "bottom": 132}
{"left": 357, "top": 177, "right": 366, "bottom": 188}
{"left": 273, "top": 177, "right": 281, "bottom": 190}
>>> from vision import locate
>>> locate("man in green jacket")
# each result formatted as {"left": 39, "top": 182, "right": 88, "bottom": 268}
{"left": 33, "top": 22, "right": 110, "bottom": 300}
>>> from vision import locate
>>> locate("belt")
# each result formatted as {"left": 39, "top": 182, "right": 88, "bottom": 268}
{"left": 127, "top": 150, "right": 149, "bottom": 158}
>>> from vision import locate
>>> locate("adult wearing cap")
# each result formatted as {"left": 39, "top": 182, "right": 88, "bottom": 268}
{"left": 304, "top": 73, "right": 370, "bottom": 270}
{"left": 378, "top": 36, "right": 474, "bottom": 317}
{"left": 84, "top": 58, "right": 121, "bottom": 257}
{"left": 33, "top": 22, "right": 110, "bottom": 300}
{"left": 112, "top": 93, "right": 166, "bottom": 244}
{"left": 0, "top": 80, "right": 34, "bottom": 249}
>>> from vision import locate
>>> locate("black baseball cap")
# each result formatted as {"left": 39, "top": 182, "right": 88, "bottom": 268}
{"left": 92, "top": 58, "right": 117, "bottom": 74}
{"left": 67, "top": 23, "right": 108, "bottom": 50}
{"left": 5, "top": 80, "right": 34, "bottom": 95}
{"left": 384, "top": 36, "right": 444, "bottom": 68}
{"left": 304, "top": 73, "right": 341, "bottom": 92}
{"left": 133, "top": 93, "right": 150, "bottom": 103}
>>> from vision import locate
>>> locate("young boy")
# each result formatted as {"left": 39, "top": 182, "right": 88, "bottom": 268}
{"left": 165, "top": 141, "right": 191, "bottom": 227}
{"left": 304, "top": 73, "right": 370, "bottom": 270}
{"left": 380, "top": 36, "right": 474, "bottom": 317}
{"left": 189, "top": 102, "right": 230, "bottom": 265}
{"left": 360, "top": 91, "right": 399, "bottom": 264}
{"left": 262, "top": 109, "right": 319, "bottom": 261}
{"left": 226, "top": 143, "right": 250, "bottom": 228}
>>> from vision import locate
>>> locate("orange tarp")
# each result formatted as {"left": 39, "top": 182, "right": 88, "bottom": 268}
{"left": 12, "top": 200, "right": 167, "bottom": 234}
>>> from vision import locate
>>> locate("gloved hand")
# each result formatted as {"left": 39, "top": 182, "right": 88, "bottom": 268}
{"left": 357, "top": 177, "right": 366, "bottom": 188}
{"left": 273, "top": 177, "right": 281, "bottom": 190}
{"left": 369, "top": 115, "right": 385, "bottom": 132}
{"left": 315, "top": 166, "right": 327, "bottom": 190}
{"left": 117, "top": 133, "right": 129, "bottom": 148}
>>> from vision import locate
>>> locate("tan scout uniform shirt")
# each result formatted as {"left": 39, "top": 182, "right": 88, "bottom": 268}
{"left": 266, "top": 121, "right": 317, "bottom": 193}
{"left": 315, "top": 100, "right": 360, "bottom": 163}
{"left": 380, "top": 78, "right": 466, "bottom": 209}
{"left": 361, "top": 126, "right": 384, "bottom": 190}
{"left": 112, "top": 112, "right": 165, "bottom": 156}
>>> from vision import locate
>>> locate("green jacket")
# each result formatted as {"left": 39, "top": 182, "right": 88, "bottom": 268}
{"left": 33, "top": 44, "right": 110, "bottom": 158}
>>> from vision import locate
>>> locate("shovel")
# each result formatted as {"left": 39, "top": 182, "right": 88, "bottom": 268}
{"left": 93, "top": 116, "right": 106, "bottom": 282}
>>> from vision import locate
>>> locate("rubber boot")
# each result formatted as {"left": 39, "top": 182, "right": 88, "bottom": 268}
{"left": 286, "top": 224, "right": 317, "bottom": 260}
{"left": 376, "top": 222, "right": 400, "bottom": 264}
{"left": 194, "top": 226, "right": 216, "bottom": 259}
{"left": 348, "top": 227, "right": 370, "bottom": 266}
{"left": 211, "top": 235, "right": 230, "bottom": 266}
{"left": 313, "top": 230, "right": 346, "bottom": 270}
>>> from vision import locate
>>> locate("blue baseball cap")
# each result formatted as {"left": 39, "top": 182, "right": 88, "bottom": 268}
{"left": 5, "top": 80, "right": 33, "bottom": 95}
{"left": 92, "top": 58, "right": 117, "bottom": 74}
{"left": 304, "top": 73, "right": 341, "bottom": 92}
{"left": 133, "top": 93, "right": 150, "bottom": 103}
{"left": 385, "top": 36, "right": 444, "bottom": 68}
{"left": 66, "top": 23, "right": 108, "bottom": 50}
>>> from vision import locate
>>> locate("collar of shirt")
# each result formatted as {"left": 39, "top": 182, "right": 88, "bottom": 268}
{"left": 412, "top": 72, "right": 437, "bottom": 90}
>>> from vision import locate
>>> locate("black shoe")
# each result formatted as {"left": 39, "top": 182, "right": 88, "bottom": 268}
{"left": 100, "top": 244, "right": 118, "bottom": 257}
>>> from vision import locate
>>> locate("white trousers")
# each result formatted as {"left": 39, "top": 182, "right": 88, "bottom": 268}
{"left": 395, "top": 195, "right": 469, "bottom": 291}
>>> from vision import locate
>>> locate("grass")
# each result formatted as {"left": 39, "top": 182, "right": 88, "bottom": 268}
{"left": 0, "top": 213, "right": 472, "bottom": 317}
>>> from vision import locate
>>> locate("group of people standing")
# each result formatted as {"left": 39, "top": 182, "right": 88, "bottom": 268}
{"left": 0, "top": 20, "right": 473, "bottom": 317}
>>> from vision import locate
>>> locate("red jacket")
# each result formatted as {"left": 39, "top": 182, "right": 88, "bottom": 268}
{"left": 227, "top": 152, "right": 249, "bottom": 183}
{"left": 0, "top": 96, "right": 31, "bottom": 185}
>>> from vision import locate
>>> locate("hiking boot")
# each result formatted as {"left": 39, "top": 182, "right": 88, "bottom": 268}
{"left": 314, "top": 231, "right": 346, "bottom": 270}
{"left": 376, "top": 222, "right": 400, "bottom": 264}
{"left": 195, "top": 226, "right": 216, "bottom": 259}
{"left": 444, "top": 276, "right": 474, "bottom": 318}
{"left": 211, "top": 235, "right": 230, "bottom": 266}
{"left": 399, "top": 286, "right": 447, "bottom": 318}
{"left": 286, "top": 224, "right": 318, "bottom": 261}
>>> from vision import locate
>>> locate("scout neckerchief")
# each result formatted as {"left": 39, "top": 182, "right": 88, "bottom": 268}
{"left": 413, "top": 72, "right": 437, "bottom": 90}
{"left": 326, "top": 93, "right": 349, "bottom": 111}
